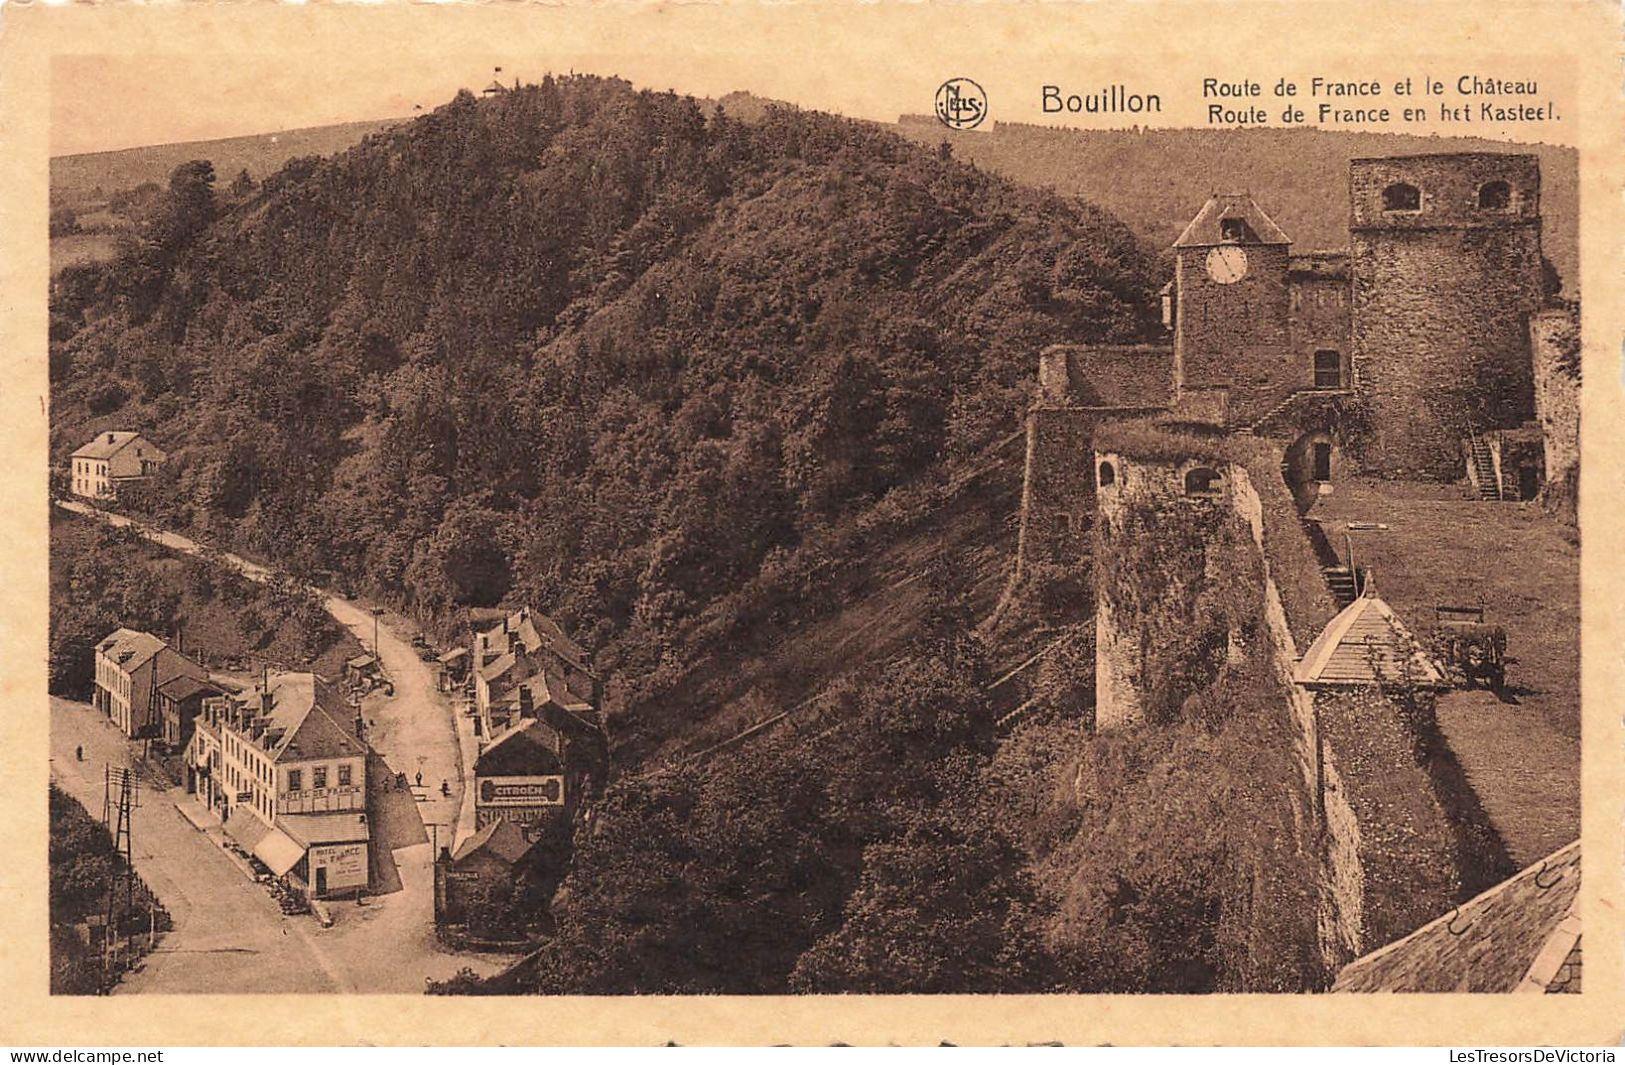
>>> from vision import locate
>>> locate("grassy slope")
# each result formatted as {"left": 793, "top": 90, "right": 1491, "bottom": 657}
{"left": 49, "top": 233, "right": 121, "bottom": 276}
{"left": 1309, "top": 478, "right": 1579, "bottom": 865}
{"left": 50, "top": 118, "right": 404, "bottom": 276}
{"left": 49, "top": 118, "right": 404, "bottom": 203}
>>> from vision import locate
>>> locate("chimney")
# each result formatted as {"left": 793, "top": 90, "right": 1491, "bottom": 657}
{"left": 518, "top": 684, "right": 535, "bottom": 719}
{"left": 106, "top": 432, "right": 115, "bottom": 444}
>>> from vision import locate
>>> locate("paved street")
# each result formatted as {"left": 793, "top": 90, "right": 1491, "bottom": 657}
{"left": 52, "top": 502, "right": 512, "bottom": 991}
{"left": 52, "top": 698, "right": 354, "bottom": 992}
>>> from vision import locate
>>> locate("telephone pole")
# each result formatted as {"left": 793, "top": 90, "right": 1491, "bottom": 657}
{"left": 102, "top": 766, "right": 139, "bottom": 980}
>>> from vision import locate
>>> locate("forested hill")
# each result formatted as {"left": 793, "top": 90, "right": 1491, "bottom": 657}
{"left": 50, "top": 75, "right": 1160, "bottom": 749}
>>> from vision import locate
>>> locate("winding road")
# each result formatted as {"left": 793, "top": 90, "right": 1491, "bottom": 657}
{"left": 52, "top": 499, "right": 501, "bottom": 992}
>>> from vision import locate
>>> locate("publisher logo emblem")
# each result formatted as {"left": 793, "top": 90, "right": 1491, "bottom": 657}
{"left": 935, "top": 78, "right": 988, "bottom": 130}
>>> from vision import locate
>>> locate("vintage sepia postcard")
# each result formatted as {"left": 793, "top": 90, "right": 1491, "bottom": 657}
{"left": 1, "top": 0, "right": 1621, "bottom": 1048}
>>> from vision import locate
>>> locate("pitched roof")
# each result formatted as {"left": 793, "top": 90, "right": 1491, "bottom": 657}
{"left": 156, "top": 674, "right": 222, "bottom": 702}
{"left": 474, "top": 606, "right": 592, "bottom": 677}
{"left": 451, "top": 818, "right": 532, "bottom": 865}
{"left": 96, "top": 628, "right": 169, "bottom": 671}
{"left": 1174, "top": 192, "right": 1292, "bottom": 248}
{"left": 1332, "top": 841, "right": 1580, "bottom": 993}
{"left": 474, "top": 718, "right": 563, "bottom": 777}
{"left": 231, "top": 672, "right": 367, "bottom": 764}
{"left": 527, "top": 672, "right": 598, "bottom": 717}
{"left": 1295, "top": 594, "right": 1447, "bottom": 689}
{"left": 72, "top": 431, "right": 143, "bottom": 460}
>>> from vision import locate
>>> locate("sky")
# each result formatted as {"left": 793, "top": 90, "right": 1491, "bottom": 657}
{"left": 47, "top": 7, "right": 1580, "bottom": 157}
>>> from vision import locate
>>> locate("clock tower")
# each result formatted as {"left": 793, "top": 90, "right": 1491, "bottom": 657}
{"left": 1172, "top": 193, "right": 1293, "bottom": 423}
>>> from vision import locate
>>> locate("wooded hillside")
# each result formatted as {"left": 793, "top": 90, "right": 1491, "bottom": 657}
{"left": 50, "top": 76, "right": 1159, "bottom": 755}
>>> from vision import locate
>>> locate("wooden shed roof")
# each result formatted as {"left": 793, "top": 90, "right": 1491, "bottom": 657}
{"left": 1295, "top": 594, "right": 1446, "bottom": 690}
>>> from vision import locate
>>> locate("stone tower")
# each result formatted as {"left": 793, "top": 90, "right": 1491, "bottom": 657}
{"left": 1092, "top": 449, "right": 1236, "bottom": 730}
{"left": 1349, "top": 153, "right": 1544, "bottom": 478}
{"left": 1172, "top": 193, "right": 1294, "bottom": 422}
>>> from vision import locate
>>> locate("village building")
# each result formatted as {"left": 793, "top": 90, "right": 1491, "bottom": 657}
{"left": 433, "top": 818, "right": 534, "bottom": 932}
{"left": 436, "top": 647, "right": 470, "bottom": 692}
{"left": 186, "top": 671, "right": 372, "bottom": 899}
{"left": 153, "top": 673, "right": 226, "bottom": 753}
{"left": 472, "top": 687, "right": 608, "bottom": 841}
{"left": 470, "top": 606, "right": 599, "bottom": 741}
{"left": 343, "top": 653, "right": 381, "bottom": 689}
{"left": 70, "top": 431, "right": 165, "bottom": 500}
{"left": 92, "top": 628, "right": 208, "bottom": 739}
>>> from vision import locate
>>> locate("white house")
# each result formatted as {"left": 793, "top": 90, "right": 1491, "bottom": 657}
{"left": 71, "top": 431, "right": 165, "bottom": 500}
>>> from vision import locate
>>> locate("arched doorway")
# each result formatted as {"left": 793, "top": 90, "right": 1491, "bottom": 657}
{"left": 1284, "top": 430, "right": 1338, "bottom": 513}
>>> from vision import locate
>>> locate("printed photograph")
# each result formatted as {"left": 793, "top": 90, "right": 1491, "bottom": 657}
{"left": 45, "top": 53, "right": 1580, "bottom": 998}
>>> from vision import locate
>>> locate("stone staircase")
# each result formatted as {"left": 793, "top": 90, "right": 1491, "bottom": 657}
{"left": 1322, "top": 565, "right": 1360, "bottom": 608}
{"left": 1468, "top": 437, "right": 1501, "bottom": 500}
{"left": 1245, "top": 387, "right": 1353, "bottom": 436}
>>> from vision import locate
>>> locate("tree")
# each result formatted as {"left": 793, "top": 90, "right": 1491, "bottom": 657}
{"left": 790, "top": 813, "right": 1053, "bottom": 993}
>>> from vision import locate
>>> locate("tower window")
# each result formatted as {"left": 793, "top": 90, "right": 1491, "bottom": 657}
{"left": 1219, "top": 218, "right": 1246, "bottom": 243}
{"left": 1313, "top": 350, "right": 1343, "bottom": 389}
{"left": 1184, "top": 467, "right": 1222, "bottom": 496}
{"left": 1477, "top": 180, "right": 1511, "bottom": 209}
{"left": 1098, "top": 460, "right": 1116, "bottom": 487}
{"left": 1382, "top": 183, "right": 1421, "bottom": 212}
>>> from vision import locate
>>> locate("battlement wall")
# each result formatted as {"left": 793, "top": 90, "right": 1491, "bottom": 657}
{"left": 1089, "top": 424, "right": 1458, "bottom": 972}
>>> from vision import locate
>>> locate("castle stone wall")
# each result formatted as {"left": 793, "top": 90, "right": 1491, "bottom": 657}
{"left": 1093, "top": 454, "right": 1450, "bottom": 970}
{"left": 1015, "top": 407, "right": 1096, "bottom": 578}
{"left": 1093, "top": 452, "right": 1238, "bottom": 730}
{"left": 1288, "top": 264, "right": 1352, "bottom": 393}
{"left": 1530, "top": 304, "right": 1580, "bottom": 489}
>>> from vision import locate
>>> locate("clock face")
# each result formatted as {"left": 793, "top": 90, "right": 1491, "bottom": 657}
{"left": 1205, "top": 244, "right": 1249, "bottom": 284}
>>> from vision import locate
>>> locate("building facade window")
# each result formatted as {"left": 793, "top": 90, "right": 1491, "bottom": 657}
{"left": 1097, "top": 460, "right": 1116, "bottom": 487}
{"left": 1382, "top": 182, "right": 1421, "bottom": 211}
{"left": 313, "top": 766, "right": 328, "bottom": 790}
{"left": 338, "top": 765, "right": 352, "bottom": 788}
{"left": 1314, "top": 349, "right": 1344, "bottom": 389}
{"left": 288, "top": 769, "right": 302, "bottom": 793}
{"left": 1477, "top": 180, "right": 1511, "bottom": 209}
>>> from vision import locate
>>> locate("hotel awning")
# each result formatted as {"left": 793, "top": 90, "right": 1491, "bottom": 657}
{"left": 252, "top": 827, "right": 307, "bottom": 877}
{"left": 223, "top": 807, "right": 306, "bottom": 877}
{"left": 223, "top": 806, "right": 271, "bottom": 850}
